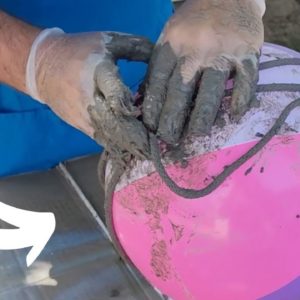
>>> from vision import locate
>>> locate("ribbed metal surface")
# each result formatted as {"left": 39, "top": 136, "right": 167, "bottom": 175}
{"left": 0, "top": 162, "right": 163, "bottom": 300}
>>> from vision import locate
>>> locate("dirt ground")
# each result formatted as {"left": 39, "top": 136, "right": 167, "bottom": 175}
{"left": 264, "top": 0, "right": 300, "bottom": 51}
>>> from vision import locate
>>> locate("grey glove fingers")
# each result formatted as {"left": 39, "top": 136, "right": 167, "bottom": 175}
{"left": 95, "top": 59, "right": 138, "bottom": 117}
{"left": 116, "top": 115, "right": 150, "bottom": 160}
{"left": 231, "top": 54, "right": 259, "bottom": 119}
{"left": 104, "top": 32, "right": 154, "bottom": 62}
{"left": 89, "top": 94, "right": 150, "bottom": 160}
{"left": 157, "top": 58, "right": 199, "bottom": 144}
{"left": 142, "top": 43, "right": 177, "bottom": 131}
{"left": 88, "top": 97, "right": 111, "bottom": 150}
{"left": 188, "top": 68, "right": 229, "bottom": 136}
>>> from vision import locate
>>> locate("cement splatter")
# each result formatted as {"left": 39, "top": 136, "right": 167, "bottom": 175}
{"left": 244, "top": 166, "right": 253, "bottom": 176}
{"left": 171, "top": 222, "right": 184, "bottom": 242}
{"left": 150, "top": 240, "right": 171, "bottom": 281}
{"left": 136, "top": 176, "right": 169, "bottom": 225}
{"left": 119, "top": 196, "right": 138, "bottom": 215}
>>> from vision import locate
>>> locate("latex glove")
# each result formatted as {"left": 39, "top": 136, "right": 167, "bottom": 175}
{"left": 142, "top": 0, "right": 265, "bottom": 144}
{"left": 26, "top": 28, "right": 153, "bottom": 159}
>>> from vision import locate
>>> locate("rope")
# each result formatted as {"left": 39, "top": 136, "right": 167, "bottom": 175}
{"left": 257, "top": 84, "right": 300, "bottom": 93}
{"left": 225, "top": 83, "right": 300, "bottom": 97}
{"left": 150, "top": 98, "right": 300, "bottom": 199}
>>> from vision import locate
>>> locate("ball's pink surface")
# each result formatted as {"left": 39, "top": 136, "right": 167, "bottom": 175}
{"left": 113, "top": 135, "right": 300, "bottom": 300}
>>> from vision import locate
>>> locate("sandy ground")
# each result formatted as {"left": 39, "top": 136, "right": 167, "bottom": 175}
{"left": 264, "top": 0, "right": 300, "bottom": 51}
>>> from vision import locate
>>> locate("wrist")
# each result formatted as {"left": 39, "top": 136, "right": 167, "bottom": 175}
{"left": 0, "top": 11, "right": 41, "bottom": 93}
{"left": 26, "top": 28, "right": 65, "bottom": 102}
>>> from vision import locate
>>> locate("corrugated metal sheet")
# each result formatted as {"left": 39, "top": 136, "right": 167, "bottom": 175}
{"left": 0, "top": 157, "right": 164, "bottom": 300}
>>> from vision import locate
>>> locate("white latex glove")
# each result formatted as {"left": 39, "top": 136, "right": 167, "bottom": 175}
{"left": 26, "top": 28, "right": 154, "bottom": 158}
{"left": 143, "top": 0, "right": 265, "bottom": 144}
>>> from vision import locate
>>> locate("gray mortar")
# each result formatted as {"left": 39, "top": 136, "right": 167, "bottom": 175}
{"left": 157, "top": 57, "right": 197, "bottom": 144}
{"left": 142, "top": 43, "right": 177, "bottom": 132}
{"left": 188, "top": 68, "right": 229, "bottom": 136}
{"left": 88, "top": 94, "right": 150, "bottom": 160}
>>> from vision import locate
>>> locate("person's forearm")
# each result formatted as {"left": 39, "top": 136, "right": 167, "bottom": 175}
{"left": 0, "top": 10, "right": 41, "bottom": 93}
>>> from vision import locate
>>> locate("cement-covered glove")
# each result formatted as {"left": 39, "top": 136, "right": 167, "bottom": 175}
{"left": 26, "top": 28, "right": 153, "bottom": 159}
{"left": 143, "top": 0, "right": 265, "bottom": 144}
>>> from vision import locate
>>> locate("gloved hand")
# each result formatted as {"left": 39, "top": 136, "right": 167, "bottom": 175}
{"left": 26, "top": 28, "right": 154, "bottom": 159}
{"left": 142, "top": 0, "right": 265, "bottom": 144}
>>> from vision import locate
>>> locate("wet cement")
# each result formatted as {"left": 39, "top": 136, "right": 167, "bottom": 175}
{"left": 104, "top": 32, "right": 154, "bottom": 62}
{"left": 188, "top": 68, "right": 229, "bottom": 136}
{"left": 88, "top": 94, "right": 149, "bottom": 160}
{"left": 157, "top": 57, "right": 198, "bottom": 145}
{"left": 230, "top": 55, "right": 260, "bottom": 119}
{"left": 142, "top": 43, "right": 177, "bottom": 133}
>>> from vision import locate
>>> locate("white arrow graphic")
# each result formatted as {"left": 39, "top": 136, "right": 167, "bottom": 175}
{"left": 0, "top": 201, "right": 56, "bottom": 267}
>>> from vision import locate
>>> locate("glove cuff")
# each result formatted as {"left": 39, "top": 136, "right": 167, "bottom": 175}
{"left": 26, "top": 27, "right": 64, "bottom": 103}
